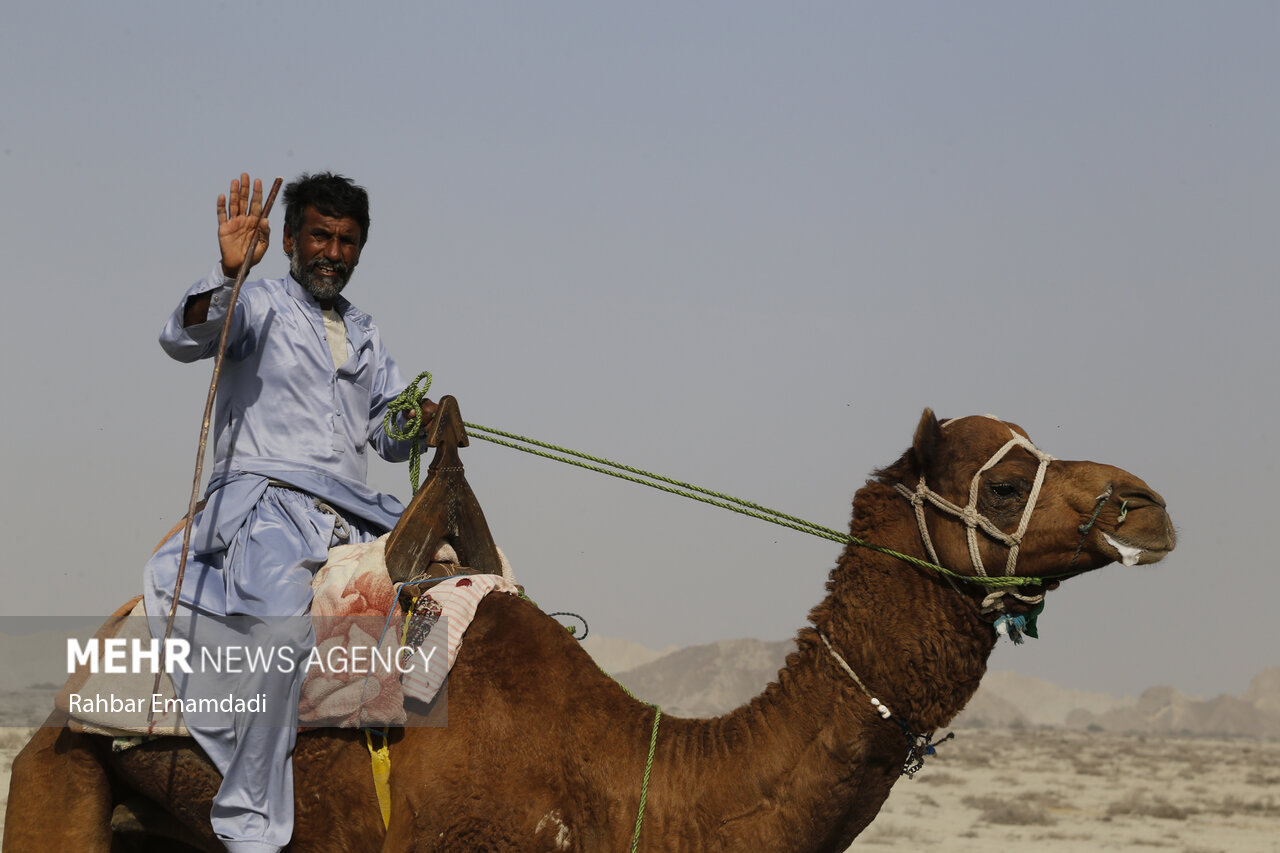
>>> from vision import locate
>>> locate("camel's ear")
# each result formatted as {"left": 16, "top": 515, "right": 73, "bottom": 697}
{"left": 911, "top": 408, "right": 943, "bottom": 476}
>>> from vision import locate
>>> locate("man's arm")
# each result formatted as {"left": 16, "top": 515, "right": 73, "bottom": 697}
{"left": 183, "top": 291, "right": 214, "bottom": 326}
{"left": 365, "top": 342, "right": 437, "bottom": 462}
{"left": 162, "top": 173, "right": 271, "bottom": 356}
{"left": 160, "top": 269, "right": 244, "bottom": 362}
{"left": 184, "top": 173, "right": 271, "bottom": 328}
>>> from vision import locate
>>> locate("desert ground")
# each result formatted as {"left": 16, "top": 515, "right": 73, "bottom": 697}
{"left": 2, "top": 725, "right": 1277, "bottom": 850}
{"left": 851, "top": 728, "right": 1280, "bottom": 852}
{"left": 0, "top": 728, "right": 36, "bottom": 844}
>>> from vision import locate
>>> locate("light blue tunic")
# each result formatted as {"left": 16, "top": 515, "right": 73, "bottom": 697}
{"left": 143, "top": 266, "right": 414, "bottom": 852}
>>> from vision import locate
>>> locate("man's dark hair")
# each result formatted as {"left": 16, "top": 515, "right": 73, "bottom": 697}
{"left": 283, "top": 172, "right": 371, "bottom": 247}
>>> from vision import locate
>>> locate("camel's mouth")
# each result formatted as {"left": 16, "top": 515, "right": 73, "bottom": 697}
{"left": 1101, "top": 532, "right": 1172, "bottom": 567}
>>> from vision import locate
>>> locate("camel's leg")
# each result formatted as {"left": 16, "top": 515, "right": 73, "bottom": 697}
{"left": 3, "top": 710, "right": 113, "bottom": 852}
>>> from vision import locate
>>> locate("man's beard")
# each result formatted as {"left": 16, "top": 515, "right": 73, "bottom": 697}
{"left": 291, "top": 252, "right": 352, "bottom": 302}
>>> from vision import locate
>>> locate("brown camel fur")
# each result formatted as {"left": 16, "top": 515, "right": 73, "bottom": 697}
{"left": 3, "top": 410, "right": 1176, "bottom": 852}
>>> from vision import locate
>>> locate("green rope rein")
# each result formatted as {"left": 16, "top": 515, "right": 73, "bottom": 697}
{"left": 461, "top": 423, "right": 1044, "bottom": 589}
{"left": 632, "top": 706, "right": 661, "bottom": 850}
{"left": 465, "top": 428, "right": 1056, "bottom": 589}
{"left": 385, "top": 374, "right": 1053, "bottom": 590}
{"left": 520, "top": 590, "right": 660, "bottom": 850}
{"left": 593, "top": 659, "right": 661, "bottom": 851}
{"left": 384, "top": 371, "right": 433, "bottom": 492}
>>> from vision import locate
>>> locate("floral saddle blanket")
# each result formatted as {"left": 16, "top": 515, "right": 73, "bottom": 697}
{"left": 56, "top": 536, "right": 518, "bottom": 737}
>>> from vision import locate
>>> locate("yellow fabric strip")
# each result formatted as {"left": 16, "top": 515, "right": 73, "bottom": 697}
{"left": 365, "top": 729, "right": 392, "bottom": 829}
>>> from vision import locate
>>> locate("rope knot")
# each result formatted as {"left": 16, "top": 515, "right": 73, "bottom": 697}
{"left": 385, "top": 371, "right": 433, "bottom": 492}
{"left": 894, "top": 483, "right": 925, "bottom": 507}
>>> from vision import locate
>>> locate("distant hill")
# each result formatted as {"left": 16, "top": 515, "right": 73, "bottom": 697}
{"left": 580, "top": 636, "right": 679, "bottom": 675}
{"left": 606, "top": 638, "right": 794, "bottom": 718}
{"left": 585, "top": 637, "right": 1280, "bottom": 739}
{"left": 1066, "top": 668, "right": 1280, "bottom": 738}
{"left": 951, "top": 671, "right": 1125, "bottom": 728}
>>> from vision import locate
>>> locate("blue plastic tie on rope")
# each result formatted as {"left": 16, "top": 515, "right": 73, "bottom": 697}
{"left": 993, "top": 613, "right": 1028, "bottom": 644}
{"left": 994, "top": 601, "right": 1044, "bottom": 644}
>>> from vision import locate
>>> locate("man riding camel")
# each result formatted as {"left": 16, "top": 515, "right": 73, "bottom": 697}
{"left": 143, "top": 172, "right": 433, "bottom": 853}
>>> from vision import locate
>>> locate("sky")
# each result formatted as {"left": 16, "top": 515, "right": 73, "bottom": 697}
{"left": 2, "top": 1, "right": 1276, "bottom": 700}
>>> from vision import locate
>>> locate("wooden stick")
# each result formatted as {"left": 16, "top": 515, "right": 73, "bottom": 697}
{"left": 149, "top": 177, "right": 283, "bottom": 723}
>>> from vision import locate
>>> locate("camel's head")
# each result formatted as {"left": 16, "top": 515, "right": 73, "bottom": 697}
{"left": 886, "top": 409, "right": 1175, "bottom": 585}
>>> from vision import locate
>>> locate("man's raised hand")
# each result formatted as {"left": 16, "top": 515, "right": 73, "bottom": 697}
{"left": 217, "top": 173, "right": 271, "bottom": 278}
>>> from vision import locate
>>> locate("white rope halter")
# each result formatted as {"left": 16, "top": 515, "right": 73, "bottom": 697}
{"left": 893, "top": 415, "right": 1055, "bottom": 612}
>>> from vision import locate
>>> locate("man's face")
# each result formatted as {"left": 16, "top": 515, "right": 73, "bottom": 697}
{"left": 283, "top": 206, "right": 364, "bottom": 302}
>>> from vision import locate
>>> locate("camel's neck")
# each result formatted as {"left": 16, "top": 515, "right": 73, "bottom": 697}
{"left": 815, "top": 511, "right": 998, "bottom": 734}
{"left": 649, "top": 484, "right": 996, "bottom": 851}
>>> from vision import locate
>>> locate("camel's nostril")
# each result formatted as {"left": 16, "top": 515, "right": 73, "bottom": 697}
{"left": 1117, "top": 487, "right": 1166, "bottom": 510}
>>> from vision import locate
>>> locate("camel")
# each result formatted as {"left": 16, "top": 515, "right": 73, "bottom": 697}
{"left": 3, "top": 409, "right": 1176, "bottom": 852}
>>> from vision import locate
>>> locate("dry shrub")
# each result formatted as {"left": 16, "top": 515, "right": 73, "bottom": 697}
{"left": 1106, "top": 792, "right": 1191, "bottom": 821}
{"left": 0, "top": 727, "right": 35, "bottom": 774}
{"left": 914, "top": 771, "right": 961, "bottom": 786}
{"left": 1206, "top": 794, "right": 1280, "bottom": 818}
{"left": 962, "top": 794, "right": 1056, "bottom": 826}
{"left": 943, "top": 735, "right": 995, "bottom": 766}
{"left": 858, "top": 821, "right": 925, "bottom": 845}
{"left": 1245, "top": 770, "right": 1280, "bottom": 786}
{"left": 961, "top": 793, "right": 1004, "bottom": 811}
{"left": 0, "top": 728, "right": 35, "bottom": 751}
{"left": 980, "top": 802, "right": 1056, "bottom": 827}
{"left": 1033, "top": 830, "right": 1095, "bottom": 842}
{"left": 1073, "top": 759, "right": 1107, "bottom": 776}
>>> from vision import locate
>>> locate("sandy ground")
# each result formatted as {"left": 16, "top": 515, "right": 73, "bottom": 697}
{"left": 0, "top": 728, "right": 36, "bottom": 843}
{"left": 2, "top": 726, "right": 1276, "bottom": 850}
{"left": 851, "top": 728, "right": 1280, "bottom": 852}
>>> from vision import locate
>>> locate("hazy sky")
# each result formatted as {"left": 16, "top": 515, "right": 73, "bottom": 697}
{"left": 3, "top": 1, "right": 1276, "bottom": 700}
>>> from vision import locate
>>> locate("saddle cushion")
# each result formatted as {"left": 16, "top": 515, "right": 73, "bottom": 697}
{"left": 58, "top": 536, "right": 513, "bottom": 736}
{"left": 398, "top": 573, "right": 520, "bottom": 707}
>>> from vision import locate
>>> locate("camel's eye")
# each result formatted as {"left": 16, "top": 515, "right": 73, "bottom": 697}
{"left": 988, "top": 482, "right": 1019, "bottom": 499}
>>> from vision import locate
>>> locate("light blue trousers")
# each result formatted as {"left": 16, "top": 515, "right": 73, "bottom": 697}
{"left": 144, "top": 486, "right": 379, "bottom": 853}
